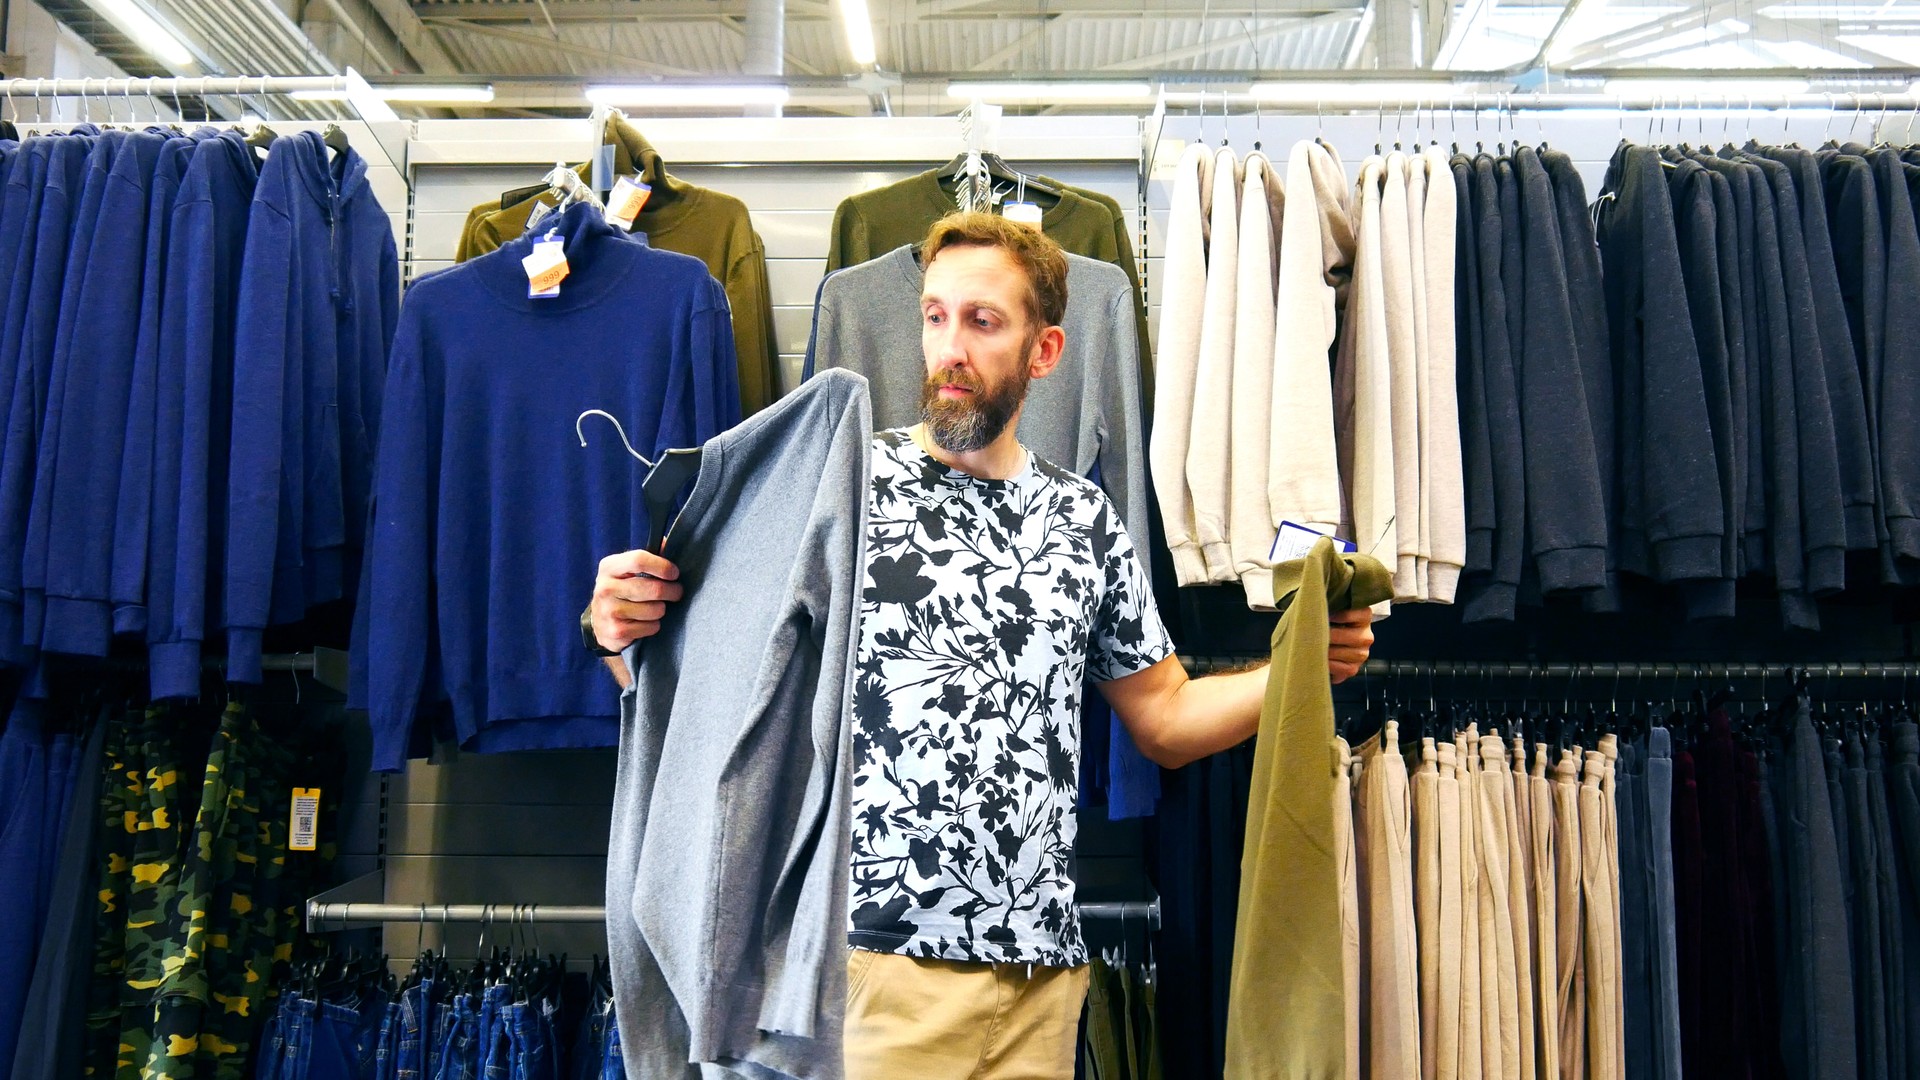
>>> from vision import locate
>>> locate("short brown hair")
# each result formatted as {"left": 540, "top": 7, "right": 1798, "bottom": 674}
{"left": 922, "top": 211, "right": 1069, "bottom": 329}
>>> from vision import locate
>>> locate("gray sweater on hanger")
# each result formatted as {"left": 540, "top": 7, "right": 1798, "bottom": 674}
{"left": 805, "top": 243, "right": 1149, "bottom": 555}
{"left": 608, "top": 368, "right": 871, "bottom": 1080}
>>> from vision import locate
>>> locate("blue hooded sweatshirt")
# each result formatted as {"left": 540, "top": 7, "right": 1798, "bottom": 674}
{"left": 142, "top": 132, "right": 259, "bottom": 699}
{"left": 0, "top": 131, "right": 95, "bottom": 667}
{"left": 29, "top": 129, "right": 172, "bottom": 657}
{"left": 356, "top": 201, "right": 739, "bottom": 771}
{"left": 109, "top": 130, "right": 211, "bottom": 647}
{"left": 225, "top": 132, "right": 399, "bottom": 683}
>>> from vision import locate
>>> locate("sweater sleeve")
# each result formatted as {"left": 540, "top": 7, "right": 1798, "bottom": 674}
{"left": 723, "top": 234, "right": 779, "bottom": 416}
{"left": 364, "top": 306, "right": 441, "bottom": 773}
{"left": 1097, "top": 280, "right": 1150, "bottom": 559}
{"left": 1228, "top": 155, "right": 1281, "bottom": 605}
{"left": 1342, "top": 158, "right": 1397, "bottom": 616}
{"left": 224, "top": 201, "right": 296, "bottom": 684}
{"left": 1268, "top": 142, "right": 1352, "bottom": 575}
{"left": 826, "top": 200, "right": 865, "bottom": 275}
{"left": 108, "top": 177, "right": 173, "bottom": 638}
{"left": 1878, "top": 152, "right": 1920, "bottom": 570}
{"left": 1451, "top": 160, "right": 1495, "bottom": 581}
{"left": 1149, "top": 145, "right": 1213, "bottom": 585}
{"left": 1421, "top": 150, "right": 1465, "bottom": 603}
{"left": 149, "top": 192, "right": 214, "bottom": 698}
{"left": 1380, "top": 154, "right": 1423, "bottom": 599}
{"left": 1184, "top": 148, "right": 1241, "bottom": 583}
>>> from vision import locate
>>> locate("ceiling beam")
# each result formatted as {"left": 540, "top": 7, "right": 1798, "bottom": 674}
{"left": 713, "top": 15, "right": 825, "bottom": 74}
{"left": 411, "top": 0, "right": 1349, "bottom": 18}
{"left": 1555, "top": 0, "right": 1746, "bottom": 69}
{"left": 422, "top": 17, "right": 704, "bottom": 72}
{"left": 1096, "top": 12, "right": 1354, "bottom": 71}
{"left": 968, "top": 17, "right": 1060, "bottom": 71}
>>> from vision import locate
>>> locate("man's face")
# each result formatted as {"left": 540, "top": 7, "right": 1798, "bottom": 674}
{"left": 919, "top": 244, "right": 1040, "bottom": 455}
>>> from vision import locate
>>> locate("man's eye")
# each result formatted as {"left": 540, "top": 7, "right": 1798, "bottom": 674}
{"left": 926, "top": 312, "right": 944, "bottom": 325}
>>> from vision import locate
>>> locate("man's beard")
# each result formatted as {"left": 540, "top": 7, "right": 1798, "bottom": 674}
{"left": 920, "top": 363, "right": 1030, "bottom": 454}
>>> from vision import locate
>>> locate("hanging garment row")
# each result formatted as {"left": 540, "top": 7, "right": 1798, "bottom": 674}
{"left": 451, "top": 113, "right": 781, "bottom": 418}
{"left": 1154, "top": 132, "right": 1920, "bottom": 631}
{"left": 255, "top": 947, "right": 602, "bottom": 1080}
{"left": 0, "top": 684, "right": 346, "bottom": 1080}
{"left": 1152, "top": 139, "right": 1465, "bottom": 612}
{"left": 0, "top": 124, "right": 399, "bottom": 697}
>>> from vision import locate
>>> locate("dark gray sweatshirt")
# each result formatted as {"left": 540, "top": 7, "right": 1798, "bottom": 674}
{"left": 1746, "top": 151, "right": 1847, "bottom": 599}
{"left": 1666, "top": 157, "right": 1739, "bottom": 619}
{"left": 609, "top": 368, "right": 871, "bottom": 1080}
{"left": 1869, "top": 148, "right": 1920, "bottom": 579}
{"left": 1451, "top": 156, "right": 1496, "bottom": 583}
{"left": 1462, "top": 155, "right": 1527, "bottom": 623}
{"left": 1819, "top": 149, "right": 1891, "bottom": 575}
{"left": 806, "top": 243, "right": 1148, "bottom": 554}
{"left": 1513, "top": 147, "right": 1607, "bottom": 595}
{"left": 1760, "top": 145, "right": 1878, "bottom": 554}
{"left": 1597, "top": 144, "right": 1723, "bottom": 585}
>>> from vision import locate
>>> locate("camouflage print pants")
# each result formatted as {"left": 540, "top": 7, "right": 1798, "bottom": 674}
{"left": 85, "top": 702, "right": 337, "bottom": 1080}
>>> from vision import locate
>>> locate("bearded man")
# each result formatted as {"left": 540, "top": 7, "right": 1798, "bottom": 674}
{"left": 588, "top": 211, "right": 1377, "bottom": 1078}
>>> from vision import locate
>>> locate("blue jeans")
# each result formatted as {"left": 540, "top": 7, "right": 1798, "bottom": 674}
{"left": 433, "top": 994, "right": 481, "bottom": 1080}
{"left": 479, "top": 985, "right": 514, "bottom": 1080}
{"left": 256, "top": 995, "right": 293, "bottom": 1080}
{"left": 398, "top": 979, "right": 436, "bottom": 1080}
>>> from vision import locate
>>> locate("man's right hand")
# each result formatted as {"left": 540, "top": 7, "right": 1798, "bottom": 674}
{"left": 590, "top": 549, "right": 685, "bottom": 655}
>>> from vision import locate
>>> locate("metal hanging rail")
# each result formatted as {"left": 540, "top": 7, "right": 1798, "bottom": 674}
{"left": 1179, "top": 656, "right": 1920, "bottom": 680}
{"left": 0, "top": 75, "right": 351, "bottom": 99}
{"left": 1159, "top": 90, "right": 1920, "bottom": 112}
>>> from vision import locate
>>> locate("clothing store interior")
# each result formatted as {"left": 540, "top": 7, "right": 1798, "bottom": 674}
{"left": 11, "top": 0, "right": 1920, "bottom": 1077}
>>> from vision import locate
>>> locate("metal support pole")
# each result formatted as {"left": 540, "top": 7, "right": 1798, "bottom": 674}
{"left": 743, "top": 0, "right": 783, "bottom": 118}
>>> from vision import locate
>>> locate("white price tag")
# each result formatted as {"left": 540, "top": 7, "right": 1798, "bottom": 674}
{"left": 1268, "top": 520, "right": 1357, "bottom": 563}
{"left": 523, "top": 237, "right": 569, "bottom": 298}
{"left": 289, "top": 787, "right": 320, "bottom": 851}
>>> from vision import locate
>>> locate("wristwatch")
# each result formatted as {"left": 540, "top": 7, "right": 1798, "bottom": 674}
{"left": 580, "top": 607, "right": 622, "bottom": 657}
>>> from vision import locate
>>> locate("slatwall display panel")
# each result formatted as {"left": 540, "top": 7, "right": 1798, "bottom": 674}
{"left": 385, "top": 130, "right": 1143, "bottom": 966}
{"left": 1141, "top": 109, "right": 1867, "bottom": 357}
{"left": 411, "top": 158, "right": 1139, "bottom": 397}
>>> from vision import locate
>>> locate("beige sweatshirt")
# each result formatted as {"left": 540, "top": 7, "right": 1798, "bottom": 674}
{"left": 1188, "top": 147, "right": 1244, "bottom": 583}
{"left": 1421, "top": 148, "right": 1465, "bottom": 603}
{"left": 1255, "top": 140, "right": 1354, "bottom": 607}
{"left": 1230, "top": 154, "right": 1288, "bottom": 607}
{"left": 1405, "top": 155, "right": 1433, "bottom": 600}
{"left": 1381, "top": 153, "right": 1423, "bottom": 601}
{"left": 1151, "top": 144, "right": 1215, "bottom": 586}
{"left": 1337, "top": 156, "right": 1397, "bottom": 619}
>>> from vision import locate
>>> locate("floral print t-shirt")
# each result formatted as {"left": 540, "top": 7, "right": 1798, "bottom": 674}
{"left": 848, "top": 430, "right": 1174, "bottom": 966}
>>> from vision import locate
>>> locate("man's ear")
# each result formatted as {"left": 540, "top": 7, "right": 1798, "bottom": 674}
{"left": 1028, "top": 325, "right": 1066, "bottom": 380}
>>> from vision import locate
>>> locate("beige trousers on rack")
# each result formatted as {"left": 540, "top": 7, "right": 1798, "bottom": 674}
{"left": 1338, "top": 738, "right": 1361, "bottom": 1080}
{"left": 1358, "top": 723, "right": 1420, "bottom": 1080}
{"left": 1456, "top": 730, "right": 1485, "bottom": 1080}
{"left": 1505, "top": 737, "right": 1537, "bottom": 1080}
{"left": 1529, "top": 746, "right": 1560, "bottom": 1080}
{"left": 1553, "top": 749, "right": 1587, "bottom": 1080}
{"left": 1478, "top": 734, "right": 1523, "bottom": 1080}
{"left": 1600, "top": 736, "right": 1625, "bottom": 1080}
{"left": 1433, "top": 738, "right": 1465, "bottom": 1080}
{"left": 1582, "top": 749, "right": 1622, "bottom": 1080}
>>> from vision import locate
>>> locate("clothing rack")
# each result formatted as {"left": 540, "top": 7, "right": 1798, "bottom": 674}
{"left": 0, "top": 75, "right": 351, "bottom": 98}
{"left": 1179, "top": 656, "right": 1920, "bottom": 680}
{"left": 1157, "top": 89, "right": 1920, "bottom": 112}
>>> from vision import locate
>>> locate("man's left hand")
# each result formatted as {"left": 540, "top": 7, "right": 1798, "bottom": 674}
{"left": 1329, "top": 608, "right": 1375, "bottom": 684}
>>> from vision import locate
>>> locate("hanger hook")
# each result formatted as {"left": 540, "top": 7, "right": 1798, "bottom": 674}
{"left": 576, "top": 409, "right": 656, "bottom": 468}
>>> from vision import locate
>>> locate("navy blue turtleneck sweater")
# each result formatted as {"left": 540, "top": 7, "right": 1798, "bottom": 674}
{"left": 356, "top": 200, "right": 740, "bottom": 772}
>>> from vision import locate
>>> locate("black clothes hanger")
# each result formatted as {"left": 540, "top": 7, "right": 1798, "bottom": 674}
{"left": 574, "top": 410, "right": 703, "bottom": 554}
{"left": 322, "top": 123, "right": 351, "bottom": 155}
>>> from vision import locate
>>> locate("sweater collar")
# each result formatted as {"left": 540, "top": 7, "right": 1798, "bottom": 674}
{"left": 472, "top": 200, "right": 636, "bottom": 313}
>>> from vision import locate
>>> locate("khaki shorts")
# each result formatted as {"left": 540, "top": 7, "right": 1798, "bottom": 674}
{"left": 843, "top": 949, "right": 1090, "bottom": 1080}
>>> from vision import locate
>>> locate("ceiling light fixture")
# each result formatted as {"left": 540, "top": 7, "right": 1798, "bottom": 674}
{"left": 1603, "top": 77, "right": 1811, "bottom": 100}
{"left": 294, "top": 84, "right": 496, "bottom": 103}
{"left": 1248, "top": 80, "right": 1462, "bottom": 103}
{"left": 946, "top": 81, "right": 1154, "bottom": 102}
{"left": 838, "top": 0, "right": 877, "bottom": 67}
{"left": 88, "top": 0, "right": 194, "bottom": 67}
{"left": 583, "top": 84, "right": 791, "bottom": 108}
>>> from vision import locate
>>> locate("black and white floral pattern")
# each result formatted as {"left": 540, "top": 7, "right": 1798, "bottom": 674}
{"left": 848, "top": 429, "right": 1173, "bottom": 966}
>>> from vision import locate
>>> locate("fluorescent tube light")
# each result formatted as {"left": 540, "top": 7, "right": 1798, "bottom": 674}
{"left": 1249, "top": 80, "right": 1461, "bottom": 103}
{"left": 1603, "top": 77, "right": 1810, "bottom": 100}
{"left": 294, "top": 84, "right": 495, "bottom": 103}
{"left": 584, "top": 84, "right": 791, "bottom": 107}
{"left": 89, "top": 0, "right": 193, "bottom": 67}
{"left": 838, "top": 0, "right": 877, "bottom": 67}
{"left": 946, "top": 81, "right": 1154, "bottom": 102}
